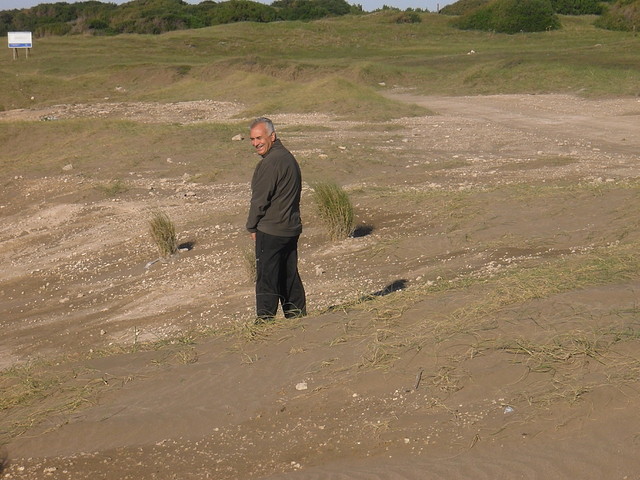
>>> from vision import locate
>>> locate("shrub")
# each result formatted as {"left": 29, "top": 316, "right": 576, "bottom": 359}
{"left": 273, "top": 0, "right": 352, "bottom": 21}
{"left": 87, "top": 18, "right": 110, "bottom": 30}
{"left": 149, "top": 211, "right": 178, "bottom": 257}
{"left": 595, "top": 0, "right": 640, "bottom": 32}
{"left": 35, "top": 22, "right": 72, "bottom": 36}
{"left": 204, "top": 0, "right": 277, "bottom": 25}
{"left": 550, "top": 0, "right": 604, "bottom": 15}
{"left": 440, "top": 0, "right": 491, "bottom": 15}
{"left": 395, "top": 11, "right": 422, "bottom": 23}
{"left": 455, "top": 0, "right": 561, "bottom": 34}
{"left": 312, "top": 181, "right": 355, "bottom": 241}
{"left": 96, "top": 179, "right": 128, "bottom": 197}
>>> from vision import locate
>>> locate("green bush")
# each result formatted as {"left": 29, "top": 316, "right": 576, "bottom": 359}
{"left": 440, "top": 0, "right": 491, "bottom": 15}
{"left": 272, "top": 0, "right": 352, "bottom": 21}
{"left": 551, "top": 0, "right": 604, "bottom": 15}
{"left": 312, "top": 181, "right": 355, "bottom": 241}
{"left": 205, "top": 0, "right": 277, "bottom": 25}
{"left": 87, "top": 18, "right": 110, "bottom": 30}
{"left": 455, "top": 0, "right": 561, "bottom": 33}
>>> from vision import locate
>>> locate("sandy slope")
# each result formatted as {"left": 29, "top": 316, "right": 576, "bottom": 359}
{"left": 1, "top": 94, "right": 640, "bottom": 479}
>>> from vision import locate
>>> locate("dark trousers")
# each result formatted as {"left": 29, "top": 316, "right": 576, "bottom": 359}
{"left": 255, "top": 231, "right": 306, "bottom": 320}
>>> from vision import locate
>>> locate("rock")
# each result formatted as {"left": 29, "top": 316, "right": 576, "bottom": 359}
{"left": 62, "top": 164, "right": 73, "bottom": 171}
{"left": 232, "top": 134, "right": 244, "bottom": 141}
{"left": 295, "top": 381, "right": 308, "bottom": 391}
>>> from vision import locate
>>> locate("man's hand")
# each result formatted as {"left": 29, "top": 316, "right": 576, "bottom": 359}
{"left": 251, "top": 232, "right": 256, "bottom": 241}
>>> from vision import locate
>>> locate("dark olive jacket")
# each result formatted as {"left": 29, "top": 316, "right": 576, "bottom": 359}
{"left": 246, "top": 139, "right": 302, "bottom": 237}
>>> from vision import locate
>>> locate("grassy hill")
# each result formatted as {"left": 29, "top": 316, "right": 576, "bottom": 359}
{"left": 1, "top": 12, "right": 639, "bottom": 115}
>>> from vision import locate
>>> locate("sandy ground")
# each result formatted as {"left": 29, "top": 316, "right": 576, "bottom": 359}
{"left": 1, "top": 93, "right": 640, "bottom": 479}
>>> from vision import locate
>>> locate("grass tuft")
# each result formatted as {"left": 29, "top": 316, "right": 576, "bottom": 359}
{"left": 312, "top": 181, "right": 355, "bottom": 241}
{"left": 241, "top": 245, "right": 257, "bottom": 283}
{"left": 96, "top": 179, "right": 129, "bottom": 197}
{"left": 148, "top": 210, "right": 178, "bottom": 257}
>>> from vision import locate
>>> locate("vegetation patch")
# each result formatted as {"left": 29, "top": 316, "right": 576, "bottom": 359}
{"left": 499, "top": 155, "right": 579, "bottom": 170}
{"left": 454, "top": 0, "right": 561, "bottom": 33}
{"left": 595, "top": 0, "right": 640, "bottom": 31}
{"left": 0, "top": 0, "right": 362, "bottom": 36}
{"left": 95, "top": 178, "right": 129, "bottom": 197}
{"left": 148, "top": 210, "right": 178, "bottom": 257}
{"left": 312, "top": 181, "right": 355, "bottom": 241}
{"left": 1, "top": 14, "right": 640, "bottom": 113}
{"left": 242, "top": 75, "right": 428, "bottom": 121}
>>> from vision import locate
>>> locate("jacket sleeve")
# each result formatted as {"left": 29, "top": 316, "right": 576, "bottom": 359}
{"left": 246, "top": 160, "right": 277, "bottom": 233}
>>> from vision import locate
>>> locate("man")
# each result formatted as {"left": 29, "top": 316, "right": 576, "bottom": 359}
{"left": 246, "top": 117, "right": 306, "bottom": 321}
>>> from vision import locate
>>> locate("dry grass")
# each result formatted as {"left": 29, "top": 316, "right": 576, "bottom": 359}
{"left": 95, "top": 178, "right": 129, "bottom": 197}
{"left": 314, "top": 237, "right": 640, "bottom": 408}
{"left": 241, "top": 245, "right": 257, "bottom": 283}
{"left": 312, "top": 181, "right": 355, "bottom": 241}
{"left": 0, "top": 362, "right": 111, "bottom": 442}
{"left": 148, "top": 210, "right": 178, "bottom": 257}
{"left": 0, "top": 325, "right": 222, "bottom": 443}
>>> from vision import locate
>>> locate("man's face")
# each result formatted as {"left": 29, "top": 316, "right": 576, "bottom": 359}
{"left": 250, "top": 123, "right": 276, "bottom": 156}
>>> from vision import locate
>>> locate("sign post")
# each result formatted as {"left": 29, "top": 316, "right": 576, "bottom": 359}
{"left": 8, "top": 32, "right": 33, "bottom": 60}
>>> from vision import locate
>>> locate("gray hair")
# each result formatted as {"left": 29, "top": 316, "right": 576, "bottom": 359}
{"left": 250, "top": 117, "right": 275, "bottom": 135}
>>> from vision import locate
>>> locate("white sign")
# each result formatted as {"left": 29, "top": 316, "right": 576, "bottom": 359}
{"left": 8, "top": 32, "right": 33, "bottom": 49}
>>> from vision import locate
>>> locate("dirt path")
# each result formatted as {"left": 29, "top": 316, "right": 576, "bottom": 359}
{"left": 388, "top": 92, "right": 640, "bottom": 155}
